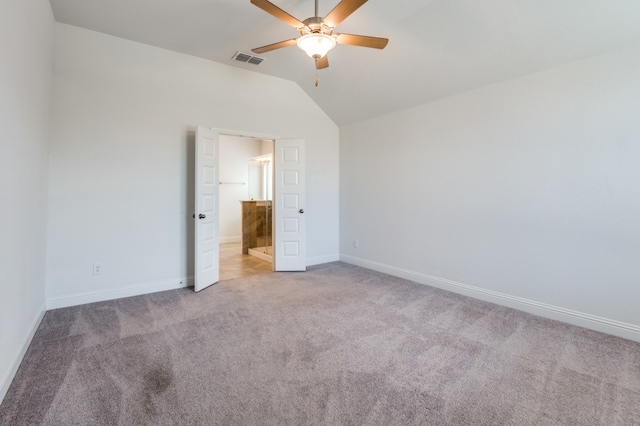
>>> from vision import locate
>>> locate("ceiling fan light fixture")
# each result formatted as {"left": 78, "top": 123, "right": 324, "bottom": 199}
{"left": 296, "top": 33, "right": 336, "bottom": 59}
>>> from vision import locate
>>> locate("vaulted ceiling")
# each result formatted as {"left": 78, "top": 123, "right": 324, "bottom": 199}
{"left": 49, "top": 0, "right": 640, "bottom": 125}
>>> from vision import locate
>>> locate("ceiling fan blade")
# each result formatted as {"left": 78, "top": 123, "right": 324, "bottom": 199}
{"left": 335, "top": 33, "right": 388, "bottom": 49}
{"left": 250, "top": 0, "right": 305, "bottom": 28}
{"left": 315, "top": 55, "right": 329, "bottom": 69}
{"left": 323, "top": 0, "right": 368, "bottom": 28}
{"left": 252, "top": 38, "right": 298, "bottom": 54}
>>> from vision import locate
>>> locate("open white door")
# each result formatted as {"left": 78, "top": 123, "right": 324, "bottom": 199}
{"left": 194, "top": 127, "right": 220, "bottom": 291}
{"left": 274, "top": 139, "right": 306, "bottom": 271}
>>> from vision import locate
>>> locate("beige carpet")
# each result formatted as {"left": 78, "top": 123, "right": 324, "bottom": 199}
{"left": 1, "top": 262, "right": 639, "bottom": 425}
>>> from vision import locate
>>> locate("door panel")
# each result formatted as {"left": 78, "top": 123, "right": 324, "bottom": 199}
{"left": 274, "top": 139, "right": 305, "bottom": 271}
{"left": 195, "top": 127, "right": 220, "bottom": 291}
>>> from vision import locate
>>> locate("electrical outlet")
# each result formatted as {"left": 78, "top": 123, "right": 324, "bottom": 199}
{"left": 93, "top": 263, "right": 102, "bottom": 275}
{"left": 353, "top": 239, "right": 359, "bottom": 248}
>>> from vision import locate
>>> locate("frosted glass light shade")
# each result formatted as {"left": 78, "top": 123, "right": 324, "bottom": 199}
{"left": 297, "top": 34, "right": 336, "bottom": 58}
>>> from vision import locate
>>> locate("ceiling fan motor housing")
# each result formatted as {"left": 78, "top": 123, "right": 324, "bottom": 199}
{"left": 301, "top": 17, "right": 333, "bottom": 35}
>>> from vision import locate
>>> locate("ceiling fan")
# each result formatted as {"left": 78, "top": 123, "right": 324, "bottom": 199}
{"left": 250, "top": 0, "right": 388, "bottom": 70}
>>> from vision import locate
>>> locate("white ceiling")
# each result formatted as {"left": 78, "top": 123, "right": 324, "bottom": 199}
{"left": 49, "top": 0, "right": 640, "bottom": 125}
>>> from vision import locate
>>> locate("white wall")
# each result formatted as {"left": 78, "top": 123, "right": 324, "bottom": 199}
{"left": 340, "top": 46, "right": 640, "bottom": 341}
{"left": 47, "top": 23, "right": 339, "bottom": 307}
{"left": 0, "top": 0, "right": 53, "bottom": 402}
{"left": 260, "top": 140, "right": 274, "bottom": 156}
{"left": 219, "top": 135, "right": 262, "bottom": 243}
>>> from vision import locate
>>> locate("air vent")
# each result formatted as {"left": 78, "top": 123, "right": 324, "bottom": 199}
{"left": 232, "top": 51, "right": 266, "bottom": 66}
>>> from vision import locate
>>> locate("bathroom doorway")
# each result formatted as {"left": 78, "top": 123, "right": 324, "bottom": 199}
{"left": 218, "top": 134, "right": 274, "bottom": 280}
{"left": 194, "top": 128, "right": 306, "bottom": 290}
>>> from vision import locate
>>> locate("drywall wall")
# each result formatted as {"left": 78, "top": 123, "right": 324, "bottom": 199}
{"left": 0, "top": 0, "right": 53, "bottom": 402}
{"left": 219, "top": 136, "right": 262, "bottom": 243}
{"left": 340, "top": 46, "right": 640, "bottom": 340}
{"left": 47, "top": 23, "right": 339, "bottom": 306}
{"left": 261, "top": 140, "right": 274, "bottom": 157}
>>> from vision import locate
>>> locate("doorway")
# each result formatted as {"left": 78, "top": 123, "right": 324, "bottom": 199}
{"left": 218, "top": 135, "right": 274, "bottom": 280}
{"left": 194, "top": 127, "right": 306, "bottom": 292}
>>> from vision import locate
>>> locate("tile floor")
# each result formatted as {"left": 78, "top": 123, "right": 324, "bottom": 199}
{"left": 219, "top": 242, "right": 273, "bottom": 281}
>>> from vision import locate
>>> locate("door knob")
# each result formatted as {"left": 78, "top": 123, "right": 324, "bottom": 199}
{"left": 299, "top": 209, "right": 304, "bottom": 214}
{"left": 199, "top": 214, "right": 206, "bottom": 219}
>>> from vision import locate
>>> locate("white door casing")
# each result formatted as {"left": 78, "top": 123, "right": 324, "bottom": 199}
{"left": 274, "top": 139, "right": 306, "bottom": 271}
{"left": 195, "top": 127, "right": 220, "bottom": 291}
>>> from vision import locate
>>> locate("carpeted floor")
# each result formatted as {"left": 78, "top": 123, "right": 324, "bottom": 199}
{"left": 1, "top": 262, "right": 640, "bottom": 425}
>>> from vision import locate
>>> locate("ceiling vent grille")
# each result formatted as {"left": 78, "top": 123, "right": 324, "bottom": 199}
{"left": 232, "top": 51, "right": 266, "bottom": 66}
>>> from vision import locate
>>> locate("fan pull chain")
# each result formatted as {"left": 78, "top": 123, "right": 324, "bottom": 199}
{"left": 315, "top": 63, "right": 319, "bottom": 87}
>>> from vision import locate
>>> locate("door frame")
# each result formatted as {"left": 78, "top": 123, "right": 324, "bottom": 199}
{"left": 215, "top": 128, "right": 279, "bottom": 271}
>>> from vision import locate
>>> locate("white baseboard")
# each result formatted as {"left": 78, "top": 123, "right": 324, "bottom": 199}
{"left": 248, "top": 248, "right": 273, "bottom": 263}
{"left": 220, "top": 236, "right": 241, "bottom": 244}
{"left": 46, "top": 276, "right": 194, "bottom": 310}
{"left": 340, "top": 254, "right": 640, "bottom": 343}
{"left": 307, "top": 253, "right": 340, "bottom": 266}
{"left": 0, "top": 301, "right": 46, "bottom": 404}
